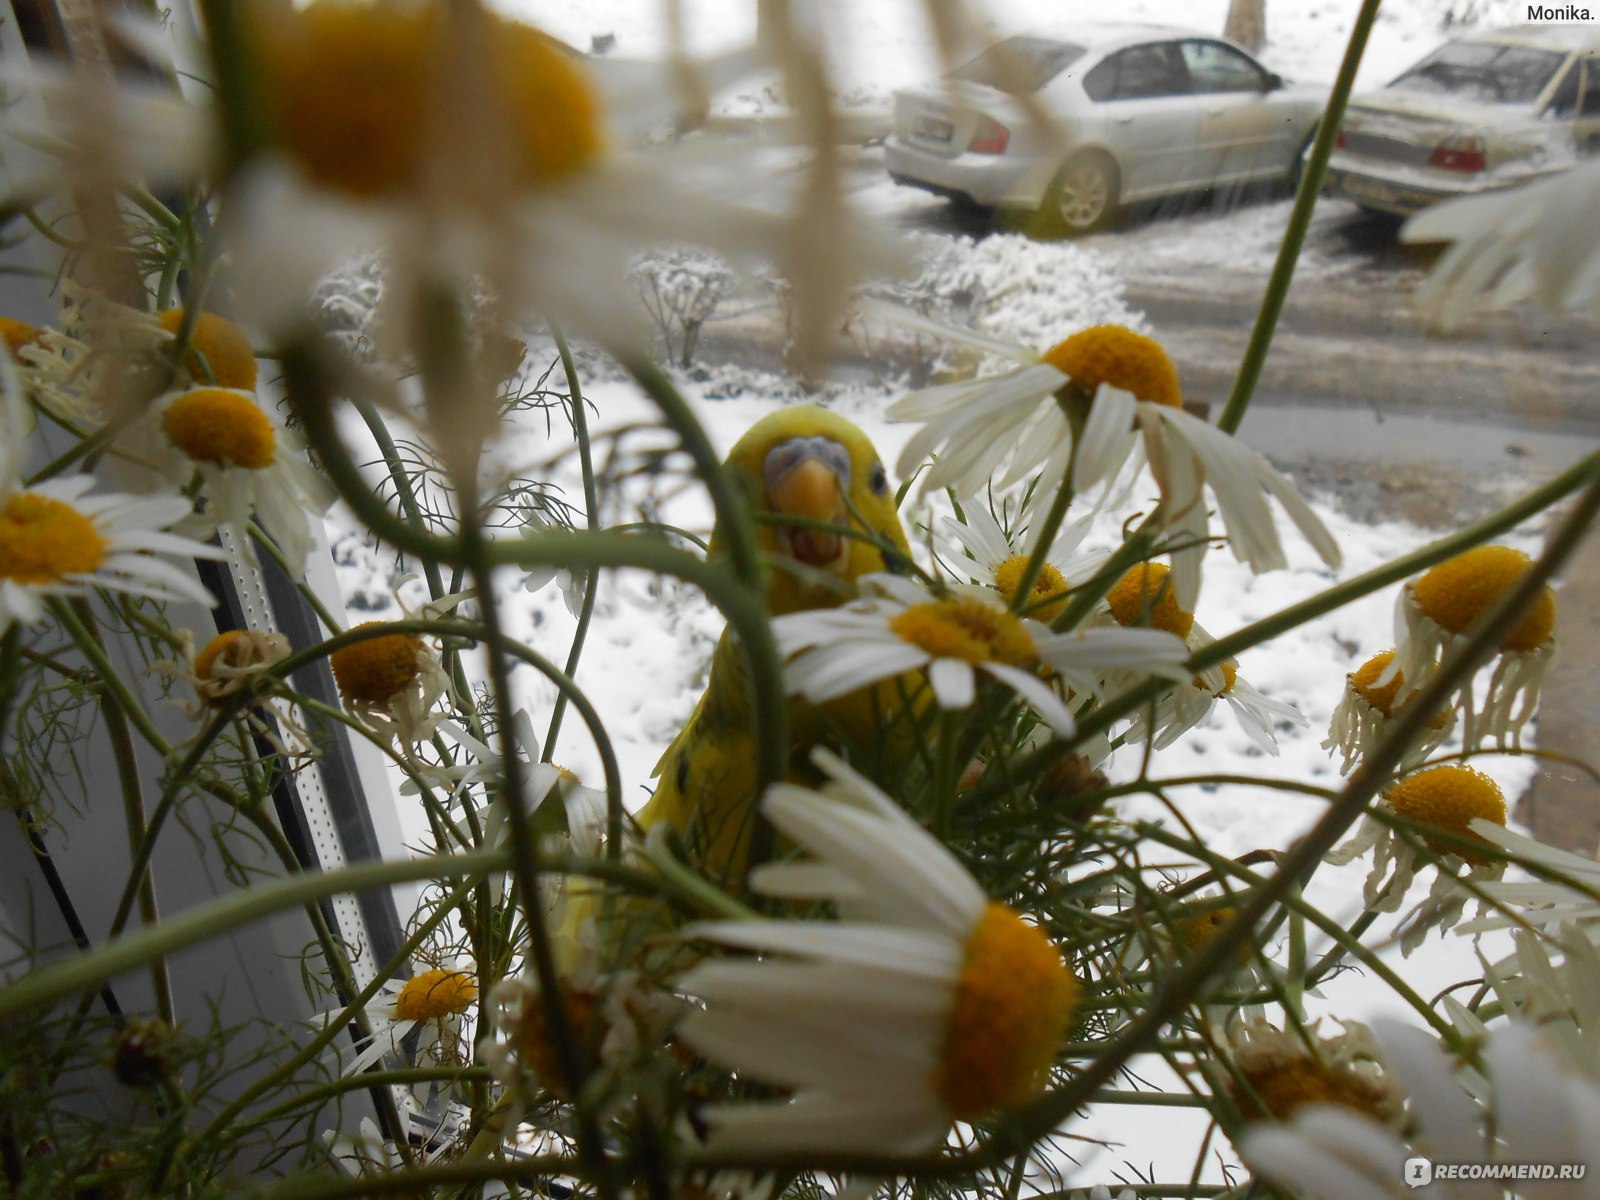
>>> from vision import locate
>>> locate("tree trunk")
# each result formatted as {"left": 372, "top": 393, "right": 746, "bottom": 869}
{"left": 1224, "top": 0, "right": 1266, "bottom": 53}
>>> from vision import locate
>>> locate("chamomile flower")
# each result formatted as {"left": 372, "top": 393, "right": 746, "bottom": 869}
{"left": 1404, "top": 156, "right": 1600, "bottom": 330}
{"left": 0, "top": 384, "right": 222, "bottom": 631}
{"left": 481, "top": 962, "right": 647, "bottom": 1106}
{"left": 775, "top": 573, "right": 1190, "bottom": 738}
{"left": 409, "top": 711, "right": 605, "bottom": 907}
{"left": 935, "top": 503, "right": 1106, "bottom": 622}
{"left": 134, "top": 385, "right": 333, "bottom": 575}
{"left": 337, "top": 962, "right": 480, "bottom": 1076}
{"left": 1328, "top": 765, "right": 1508, "bottom": 954}
{"left": 1324, "top": 650, "right": 1455, "bottom": 776}
{"left": 1241, "top": 1019, "right": 1600, "bottom": 1200}
{"left": 154, "top": 627, "right": 317, "bottom": 763}
{"left": 1214, "top": 1019, "right": 1401, "bottom": 1128}
{"left": 678, "top": 748, "right": 1081, "bottom": 1154}
{"left": 1392, "top": 545, "right": 1555, "bottom": 750}
{"left": 1477, "top": 926, "right": 1600, "bottom": 1086}
{"left": 871, "top": 303, "right": 1340, "bottom": 607}
{"left": 328, "top": 620, "right": 452, "bottom": 747}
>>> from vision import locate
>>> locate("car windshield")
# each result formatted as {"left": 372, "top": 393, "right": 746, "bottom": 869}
{"left": 1389, "top": 41, "right": 1565, "bottom": 105}
{"left": 949, "top": 36, "right": 1087, "bottom": 93}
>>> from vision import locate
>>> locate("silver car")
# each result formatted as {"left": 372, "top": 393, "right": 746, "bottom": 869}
{"left": 1325, "top": 24, "right": 1600, "bottom": 217}
{"left": 884, "top": 23, "right": 1326, "bottom": 233}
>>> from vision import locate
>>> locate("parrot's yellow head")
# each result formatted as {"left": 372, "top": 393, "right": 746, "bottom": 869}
{"left": 716, "top": 406, "right": 912, "bottom": 618}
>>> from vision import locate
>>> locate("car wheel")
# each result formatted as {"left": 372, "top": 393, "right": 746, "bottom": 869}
{"left": 1046, "top": 152, "right": 1120, "bottom": 235}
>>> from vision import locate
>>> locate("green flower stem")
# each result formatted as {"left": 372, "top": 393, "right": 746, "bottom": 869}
{"left": 968, "top": 450, "right": 1599, "bottom": 813}
{"left": 1007, "top": 414, "right": 1081, "bottom": 616}
{"left": 101, "top": 667, "right": 175, "bottom": 1026}
{"left": 22, "top": 423, "right": 119, "bottom": 486}
{"left": 1091, "top": 1089, "right": 1210, "bottom": 1108}
{"left": 195, "top": 875, "right": 476, "bottom": 1147}
{"left": 686, "top": 473, "right": 1600, "bottom": 1179}
{"left": 0, "top": 848, "right": 509, "bottom": 1022}
{"left": 243, "top": 1066, "right": 490, "bottom": 1130}
{"left": 245, "top": 518, "right": 346, "bottom": 635}
{"left": 51, "top": 599, "right": 169, "bottom": 751}
{"left": 282, "top": 344, "right": 787, "bottom": 832}
{"left": 349, "top": 397, "right": 451, "bottom": 612}
{"left": 621, "top": 357, "right": 788, "bottom": 868}
{"left": 543, "top": 324, "right": 601, "bottom": 769}
{"left": 1217, "top": 0, "right": 1382, "bottom": 435}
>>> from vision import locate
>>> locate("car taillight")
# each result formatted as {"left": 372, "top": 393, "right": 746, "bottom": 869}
{"left": 1429, "top": 137, "right": 1486, "bottom": 173}
{"left": 969, "top": 115, "right": 1010, "bottom": 155}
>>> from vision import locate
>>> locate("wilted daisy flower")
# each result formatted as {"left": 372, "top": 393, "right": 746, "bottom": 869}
{"left": 1214, "top": 1019, "right": 1400, "bottom": 1128}
{"left": 1392, "top": 544, "right": 1555, "bottom": 749}
{"left": 1403, "top": 156, "right": 1600, "bottom": 330}
{"left": 678, "top": 749, "right": 1081, "bottom": 1154}
{"left": 336, "top": 962, "right": 479, "bottom": 1077}
{"left": 1458, "top": 820, "right": 1600, "bottom": 935}
{"left": 935, "top": 504, "right": 1105, "bottom": 623}
{"left": 410, "top": 711, "right": 605, "bottom": 910}
{"left": 1476, "top": 926, "right": 1600, "bottom": 1086}
{"left": 775, "top": 573, "right": 1190, "bottom": 738}
{"left": 1324, "top": 649, "right": 1455, "bottom": 775}
{"left": 481, "top": 963, "right": 649, "bottom": 1106}
{"left": 155, "top": 307, "right": 258, "bottom": 392}
{"left": 872, "top": 304, "right": 1340, "bottom": 606}
{"left": 0, "top": 380, "right": 223, "bottom": 630}
{"left": 1328, "top": 764, "right": 1508, "bottom": 953}
{"left": 1241, "top": 1019, "right": 1600, "bottom": 1200}
{"left": 154, "top": 626, "right": 319, "bottom": 761}
{"left": 328, "top": 620, "right": 451, "bottom": 746}
{"left": 1100, "top": 562, "right": 1304, "bottom": 751}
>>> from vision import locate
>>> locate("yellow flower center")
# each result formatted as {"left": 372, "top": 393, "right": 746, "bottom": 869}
{"left": 1350, "top": 650, "right": 1404, "bottom": 716}
{"left": 1412, "top": 545, "right": 1555, "bottom": 653}
{"left": 254, "top": 1, "right": 603, "bottom": 199}
{"left": 889, "top": 599, "right": 1036, "bottom": 666}
{"left": 0, "top": 316, "right": 42, "bottom": 356}
{"left": 1175, "top": 905, "right": 1235, "bottom": 953}
{"left": 994, "top": 556, "right": 1069, "bottom": 621}
{"left": 157, "top": 309, "right": 258, "bottom": 391}
{"left": 935, "top": 903, "right": 1078, "bottom": 1119}
{"left": 0, "top": 492, "right": 107, "bottom": 583}
{"left": 1383, "top": 764, "right": 1506, "bottom": 865}
{"left": 515, "top": 983, "right": 600, "bottom": 1099}
{"left": 1232, "top": 1055, "right": 1393, "bottom": 1124}
{"left": 330, "top": 623, "right": 424, "bottom": 705}
{"left": 193, "top": 629, "right": 289, "bottom": 704}
{"left": 162, "top": 388, "right": 277, "bottom": 470}
{"left": 1193, "top": 661, "right": 1238, "bottom": 695}
{"left": 1042, "top": 325, "right": 1182, "bottom": 408}
{"left": 1105, "top": 563, "right": 1193, "bottom": 638}
{"left": 393, "top": 968, "right": 477, "bottom": 1022}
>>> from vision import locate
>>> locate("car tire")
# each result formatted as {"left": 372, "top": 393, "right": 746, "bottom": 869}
{"left": 1044, "top": 152, "right": 1120, "bottom": 235}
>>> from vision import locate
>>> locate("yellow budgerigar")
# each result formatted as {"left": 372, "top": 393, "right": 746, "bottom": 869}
{"left": 634, "top": 404, "right": 913, "bottom": 886}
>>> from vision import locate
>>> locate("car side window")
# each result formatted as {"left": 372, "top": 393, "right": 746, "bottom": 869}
{"left": 1546, "top": 62, "right": 1580, "bottom": 118}
{"left": 1181, "top": 40, "right": 1269, "bottom": 93}
{"left": 1583, "top": 59, "right": 1600, "bottom": 116}
{"left": 1083, "top": 43, "right": 1191, "bottom": 102}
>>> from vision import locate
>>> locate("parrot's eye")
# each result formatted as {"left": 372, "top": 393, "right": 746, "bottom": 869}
{"left": 869, "top": 462, "right": 889, "bottom": 495}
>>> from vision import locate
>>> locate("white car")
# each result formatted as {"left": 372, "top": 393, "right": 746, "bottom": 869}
{"left": 884, "top": 23, "right": 1327, "bottom": 233}
{"left": 1325, "top": 24, "right": 1600, "bottom": 217}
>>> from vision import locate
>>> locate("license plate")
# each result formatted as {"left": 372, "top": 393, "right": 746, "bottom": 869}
{"left": 913, "top": 115, "right": 954, "bottom": 143}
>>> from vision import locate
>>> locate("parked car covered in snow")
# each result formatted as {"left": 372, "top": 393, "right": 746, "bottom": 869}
{"left": 883, "top": 22, "right": 1326, "bottom": 234}
{"left": 1324, "top": 23, "right": 1600, "bottom": 217}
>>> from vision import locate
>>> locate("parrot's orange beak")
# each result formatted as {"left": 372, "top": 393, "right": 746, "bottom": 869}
{"left": 764, "top": 437, "right": 852, "bottom": 575}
